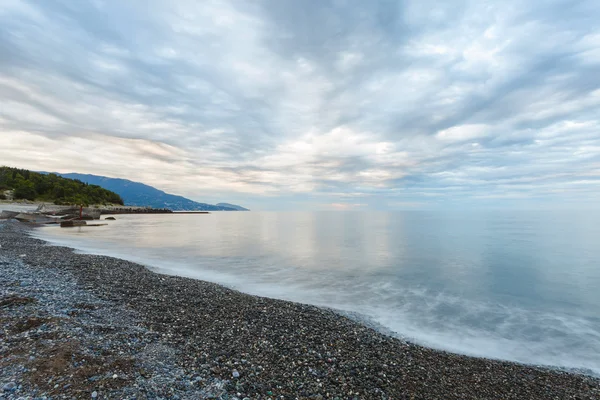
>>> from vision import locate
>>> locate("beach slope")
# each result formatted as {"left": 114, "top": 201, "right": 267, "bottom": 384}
{"left": 1, "top": 221, "right": 598, "bottom": 399}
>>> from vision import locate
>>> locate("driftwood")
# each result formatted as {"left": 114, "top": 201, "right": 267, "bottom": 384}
{"left": 14, "top": 213, "right": 59, "bottom": 224}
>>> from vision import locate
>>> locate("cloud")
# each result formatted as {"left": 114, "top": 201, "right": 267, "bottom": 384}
{"left": 436, "top": 124, "right": 489, "bottom": 142}
{"left": 1, "top": 0, "right": 599, "bottom": 209}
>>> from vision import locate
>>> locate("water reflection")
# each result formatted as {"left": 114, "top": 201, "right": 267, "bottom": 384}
{"left": 33, "top": 210, "right": 600, "bottom": 375}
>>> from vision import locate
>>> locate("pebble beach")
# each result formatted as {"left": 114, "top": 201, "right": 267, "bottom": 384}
{"left": 1, "top": 221, "right": 599, "bottom": 399}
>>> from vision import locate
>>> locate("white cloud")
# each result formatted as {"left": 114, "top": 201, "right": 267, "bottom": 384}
{"left": 0, "top": 0, "right": 599, "bottom": 209}
{"left": 436, "top": 124, "right": 489, "bottom": 142}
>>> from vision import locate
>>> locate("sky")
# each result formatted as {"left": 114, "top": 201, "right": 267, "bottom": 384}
{"left": 1, "top": 0, "right": 599, "bottom": 211}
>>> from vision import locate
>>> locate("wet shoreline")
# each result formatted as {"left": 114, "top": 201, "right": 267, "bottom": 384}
{"left": 1, "top": 221, "right": 599, "bottom": 399}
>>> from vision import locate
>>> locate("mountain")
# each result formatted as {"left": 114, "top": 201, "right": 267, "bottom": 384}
{"left": 58, "top": 173, "right": 248, "bottom": 211}
{"left": 215, "top": 202, "right": 249, "bottom": 211}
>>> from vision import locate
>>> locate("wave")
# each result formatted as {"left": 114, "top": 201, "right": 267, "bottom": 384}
{"left": 31, "top": 228, "right": 600, "bottom": 377}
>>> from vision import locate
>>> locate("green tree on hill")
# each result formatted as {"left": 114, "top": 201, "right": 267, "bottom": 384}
{"left": 0, "top": 166, "right": 124, "bottom": 206}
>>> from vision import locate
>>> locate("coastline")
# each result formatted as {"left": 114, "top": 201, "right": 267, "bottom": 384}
{"left": 1, "top": 221, "right": 599, "bottom": 399}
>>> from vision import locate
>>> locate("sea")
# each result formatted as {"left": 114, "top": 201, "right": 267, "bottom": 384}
{"left": 16, "top": 209, "right": 600, "bottom": 376}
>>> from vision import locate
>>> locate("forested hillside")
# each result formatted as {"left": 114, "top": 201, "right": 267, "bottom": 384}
{"left": 0, "top": 167, "right": 124, "bottom": 205}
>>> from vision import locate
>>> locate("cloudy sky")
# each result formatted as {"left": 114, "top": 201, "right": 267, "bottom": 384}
{"left": 1, "top": 0, "right": 599, "bottom": 210}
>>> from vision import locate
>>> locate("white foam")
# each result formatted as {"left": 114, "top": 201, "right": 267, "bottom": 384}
{"left": 30, "top": 227, "right": 600, "bottom": 377}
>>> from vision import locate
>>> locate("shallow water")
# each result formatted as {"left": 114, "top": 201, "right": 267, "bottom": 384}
{"left": 30, "top": 210, "right": 600, "bottom": 375}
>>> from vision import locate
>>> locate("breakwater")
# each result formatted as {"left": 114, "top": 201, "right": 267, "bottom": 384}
{"left": 99, "top": 208, "right": 173, "bottom": 215}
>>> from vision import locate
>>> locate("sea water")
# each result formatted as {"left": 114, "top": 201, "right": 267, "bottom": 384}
{"left": 30, "top": 210, "right": 600, "bottom": 375}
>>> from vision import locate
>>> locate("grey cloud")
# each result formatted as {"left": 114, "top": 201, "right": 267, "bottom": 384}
{"left": 0, "top": 0, "right": 599, "bottom": 208}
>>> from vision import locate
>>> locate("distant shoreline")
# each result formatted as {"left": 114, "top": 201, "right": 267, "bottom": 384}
{"left": 0, "top": 202, "right": 246, "bottom": 213}
{"left": 1, "top": 221, "right": 598, "bottom": 399}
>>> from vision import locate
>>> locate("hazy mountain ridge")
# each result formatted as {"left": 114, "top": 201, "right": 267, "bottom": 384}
{"left": 215, "top": 203, "right": 249, "bottom": 211}
{"left": 58, "top": 173, "right": 248, "bottom": 211}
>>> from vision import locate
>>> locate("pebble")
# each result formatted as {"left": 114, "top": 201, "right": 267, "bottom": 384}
{"left": 1, "top": 221, "right": 599, "bottom": 400}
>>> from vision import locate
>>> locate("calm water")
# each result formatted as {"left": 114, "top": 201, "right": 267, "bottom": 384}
{"left": 30, "top": 211, "right": 600, "bottom": 375}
